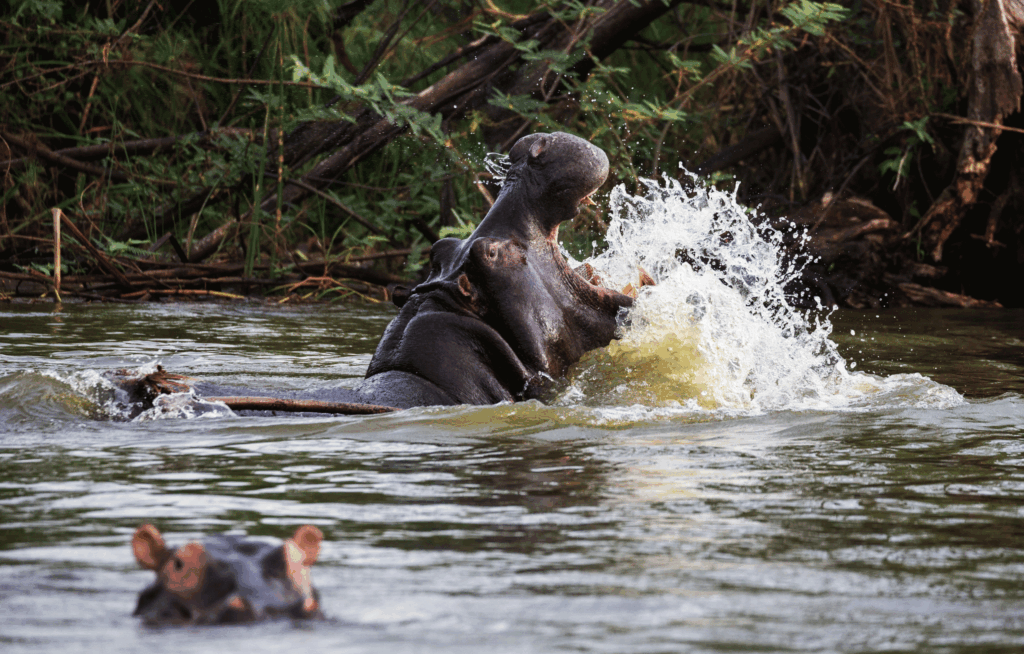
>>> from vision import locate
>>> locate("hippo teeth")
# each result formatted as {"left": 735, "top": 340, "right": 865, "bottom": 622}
{"left": 580, "top": 194, "right": 596, "bottom": 206}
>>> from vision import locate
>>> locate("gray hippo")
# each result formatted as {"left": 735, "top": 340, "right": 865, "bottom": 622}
{"left": 131, "top": 524, "right": 323, "bottom": 624}
{"left": 110, "top": 132, "right": 643, "bottom": 413}
{"left": 360, "top": 131, "right": 637, "bottom": 406}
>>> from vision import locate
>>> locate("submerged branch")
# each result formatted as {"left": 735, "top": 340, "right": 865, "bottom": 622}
{"left": 207, "top": 396, "right": 398, "bottom": 415}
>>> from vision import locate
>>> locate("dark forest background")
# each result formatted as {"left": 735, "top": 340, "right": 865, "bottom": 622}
{"left": 1, "top": 0, "right": 1022, "bottom": 307}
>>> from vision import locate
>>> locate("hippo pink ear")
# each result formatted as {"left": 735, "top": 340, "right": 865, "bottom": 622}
{"left": 290, "top": 525, "right": 323, "bottom": 566}
{"left": 132, "top": 524, "right": 168, "bottom": 571}
{"left": 529, "top": 135, "right": 548, "bottom": 159}
{"left": 457, "top": 273, "right": 473, "bottom": 297}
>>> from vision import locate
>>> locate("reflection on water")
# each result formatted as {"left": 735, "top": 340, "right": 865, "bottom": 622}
{"left": 1, "top": 303, "right": 1023, "bottom": 653}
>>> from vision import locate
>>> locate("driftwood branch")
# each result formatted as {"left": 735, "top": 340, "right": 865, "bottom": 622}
{"left": 207, "top": 396, "right": 398, "bottom": 415}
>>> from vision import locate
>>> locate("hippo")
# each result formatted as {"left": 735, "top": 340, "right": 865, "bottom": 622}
{"left": 109, "top": 132, "right": 643, "bottom": 414}
{"left": 360, "top": 131, "right": 637, "bottom": 406}
{"left": 131, "top": 524, "right": 323, "bottom": 624}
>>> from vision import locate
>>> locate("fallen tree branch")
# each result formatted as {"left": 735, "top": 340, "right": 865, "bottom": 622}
{"left": 897, "top": 282, "right": 1003, "bottom": 308}
{"left": 0, "top": 128, "right": 258, "bottom": 170}
{"left": 933, "top": 112, "right": 1024, "bottom": 136}
{"left": 58, "top": 211, "right": 132, "bottom": 287}
{"left": 695, "top": 125, "right": 783, "bottom": 175}
{"left": 207, "top": 396, "right": 398, "bottom": 414}
{"left": 2, "top": 130, "right": 130, "bottom": 182}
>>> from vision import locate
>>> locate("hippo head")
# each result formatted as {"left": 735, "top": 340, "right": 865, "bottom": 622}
{"left": 131, "top": 524, "right": 323, "bottom": 624}
{"left": 367, "top": 132, "right": 634, "bottom": 406}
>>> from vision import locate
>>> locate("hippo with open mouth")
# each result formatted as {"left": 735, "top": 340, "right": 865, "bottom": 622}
{"left": 360, "top": 131, "right": 638, "bottom": 406}
{"left": 131, "top": 524, "right": 323, "bottom": 624}
{"left": 109, "top": 132, "right": 645, "bottom": 413}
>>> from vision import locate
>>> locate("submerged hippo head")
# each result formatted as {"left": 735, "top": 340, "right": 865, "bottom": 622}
{"left": 131, "top": 524, "right": 323, "bottom": 624}
{"left": 366, "top": 132, "right": 634, "bottom": 406}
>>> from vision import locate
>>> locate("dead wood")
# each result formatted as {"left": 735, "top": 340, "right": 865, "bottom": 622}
{"left": 695, "top": 126, "right": 783, "bottom": 175}
{"left": 51, "top": 208, "right": 61, "bottom": 302}
{"left": 58, "top": 212, "right": 132, "bottom": 288}
{"left": 206, "top": 396, "right": 398, "bottom": 415}
{"left": 0, "top": 129, "right": 257, "bottom": 170}
{"left": 0, "top": 244, "right": 411, "bottom": 301}
{"left": 914, "top": 0, "right": 1024, "bottom": 261}
{"left": 896, "top": 282, "right": 1004, "bottom": 308}
{"left": 2, "top": 130, "right": 130, "bottom": 183}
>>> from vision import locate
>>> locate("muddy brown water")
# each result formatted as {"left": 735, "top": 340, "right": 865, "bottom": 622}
{"left": 1, "top": 303, "right": 1022, "bottom": 653}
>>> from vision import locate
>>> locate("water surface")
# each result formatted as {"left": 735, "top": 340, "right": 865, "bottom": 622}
{"left": 1, "top": 302, "right": 1022, "bottom": 653}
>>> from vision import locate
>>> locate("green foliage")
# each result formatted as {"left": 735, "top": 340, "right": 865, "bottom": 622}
{"left": 438, "top": 209, "right": 479, "bottom": 240}
{"left": 1, "top": 0, "right": 957, "bottom": 298}
{"left": 779, "top": 1, "right": 848, "bottom": 36}
{"left": 879, "top": 117, "right": 935, "bottom": 189}
{"left": 7, "top": 0, "right": 63, "bottom": 22}
{"left": 292, "top": 57, "right": 444, "bottom": 141}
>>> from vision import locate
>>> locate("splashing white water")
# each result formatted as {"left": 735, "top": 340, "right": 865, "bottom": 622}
{"left": 562, "top": 171, "right": 963, "bottom": 413}
{"left": 42, "top": 362, "right": 234, "bottom": 421}
{"left": 484, "top": 152, "right": 511, "bottom": 185}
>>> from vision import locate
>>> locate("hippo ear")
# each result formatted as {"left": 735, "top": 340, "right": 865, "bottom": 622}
{"left": 529, "top": 135, "right": 548, "bottom": 160}
{"left": 388, "top": 284, "right": 411, "bottom": 308}
{"left": 290, "top": 525, "right": 323, "bottom": 566}
{"left": 132, "top": 524, "right": 168, "bottom": 571}
{"left": 457, "top": 273, "right": 473, "bottom": 298}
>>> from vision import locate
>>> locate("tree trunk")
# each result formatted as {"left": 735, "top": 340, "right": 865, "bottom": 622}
{"left": 917, "top": 0, "right": 1023, "bottom": 261}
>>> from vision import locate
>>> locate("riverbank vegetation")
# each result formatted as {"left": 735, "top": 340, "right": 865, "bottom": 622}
{"left": 1, "top": 0, "right": 1021, "bottom": 307}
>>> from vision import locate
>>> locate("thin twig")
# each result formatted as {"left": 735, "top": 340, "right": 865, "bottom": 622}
{"left": 933, "top": 113, "right": 1024, "bottom": 136}
{"left": 52, "top": 208, "right": 62, "bottom": 303}
{"left": 1, "top": 59, "right": 328, "bottom": 92}
{"left": 284, "top": 178, "right": 384, "bottom": 234}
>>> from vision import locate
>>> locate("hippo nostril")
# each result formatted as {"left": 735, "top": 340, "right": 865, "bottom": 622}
{"left": 174, "top": 603, "right": 192, "bottom": 622}
{"left": 173, "top": 557, "right": 183, "bottom": 571}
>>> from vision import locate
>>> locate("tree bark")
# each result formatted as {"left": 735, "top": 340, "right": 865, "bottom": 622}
{"left": 917, "top": 0, "right": 1023, "bottom": 261}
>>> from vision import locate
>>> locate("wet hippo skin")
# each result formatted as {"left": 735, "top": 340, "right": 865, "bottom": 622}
{"left": 131, "top": 524, "right": 323, "bottom": 624}
{"left": 365, "top": 132, "right": 634, "bottom": 405}
{"left": 112, "top": 132, "right": 637, "bottom": 412}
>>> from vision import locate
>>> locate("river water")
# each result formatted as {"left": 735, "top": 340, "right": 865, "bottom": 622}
{"left": 3, "top": 174, "right": 1024, "bottom": 652}
{"left": 0, "top": 301, "right": 1022, "bottom": 654}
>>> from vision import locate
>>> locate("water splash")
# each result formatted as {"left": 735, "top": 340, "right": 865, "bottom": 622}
{"left": 562, "top": 171, "right": 963, "bottom": 413}
{"left": 484, "top": 151, "right": 511, "bottom": 185}
{"left": 40, "top": 362, "right": 234, "bottom": 422}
